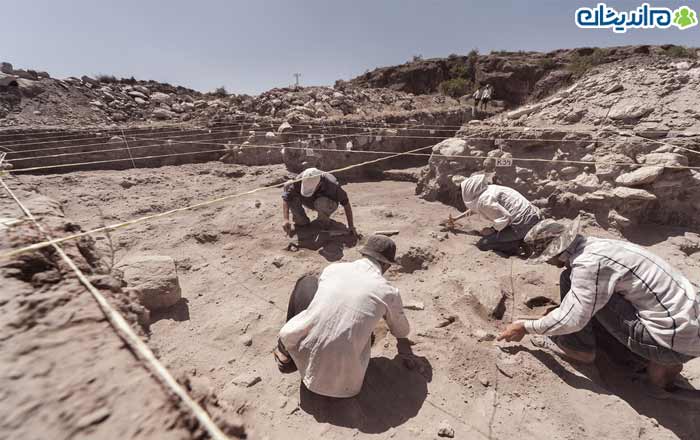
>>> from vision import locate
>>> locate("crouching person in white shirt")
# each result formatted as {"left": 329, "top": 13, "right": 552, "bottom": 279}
{"left": 498, "top": 217, "right": 700, "bottom": 392}
{"left": 274, "top": 235, "right": 411, "bottom": 398}
{"left": 458, "top": 174, "right": 542, "bottom": 256}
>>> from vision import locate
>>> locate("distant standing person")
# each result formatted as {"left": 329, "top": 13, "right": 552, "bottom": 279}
{"left": 480, "top": 84, "right": 493, "bottom": 111}
{"left": 471, "top": 87, "right": 482, "bottom": 117}
{"left": 281, "top": 167, "right": 357, "bottom": 237}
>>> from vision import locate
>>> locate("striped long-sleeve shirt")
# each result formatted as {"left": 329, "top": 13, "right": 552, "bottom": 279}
{"left": 524, "top": 237, "right": 700, "bottom": 356}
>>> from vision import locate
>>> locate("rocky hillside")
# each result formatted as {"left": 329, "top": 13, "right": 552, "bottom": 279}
{"left": 417, "top": 56, "right": 700, "bottom": 230}
{"left": 348, "top": 45, "right": 699, "bottom": 107}
{"left": 0, "top": 62, "right": 463, "bottom": 129}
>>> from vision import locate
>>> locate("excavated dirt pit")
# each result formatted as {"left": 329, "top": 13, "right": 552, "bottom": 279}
{"left": 8, "top": 158, "right": 700, "bottom": 440}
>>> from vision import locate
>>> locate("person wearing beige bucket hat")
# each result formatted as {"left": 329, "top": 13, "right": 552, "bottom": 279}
{"left": 498, "top": 216, "right": 700, "bottom": 392}
{"left": 281, "top": 167, "right": 357, "bottom": 237}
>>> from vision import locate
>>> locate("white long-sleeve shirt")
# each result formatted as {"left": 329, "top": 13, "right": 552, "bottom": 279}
{"left": 470, "top": 185, "right": 541, "bottom": 232}
{"left": 525, "top": 237, "right": 700, "bottom": 356}
{"left": 278, "top": 258, "right": 410, "bottom": 398}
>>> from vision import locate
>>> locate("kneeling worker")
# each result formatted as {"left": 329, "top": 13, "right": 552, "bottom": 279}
{"left": 275, "top": 235, "right": 410, "bottom": 398}
{"left": 458, "top": 174, "right": 542, "bottom": 255}
{"left": 498, "top": 217, "right": 700, "bottom": 391}
{"left": 281, "top": 167, "right": 357, "bottom": 236}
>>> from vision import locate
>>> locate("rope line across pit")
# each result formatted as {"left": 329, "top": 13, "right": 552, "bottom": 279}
{"left": 0, "top": 177, "right": 233, "bottom": 440}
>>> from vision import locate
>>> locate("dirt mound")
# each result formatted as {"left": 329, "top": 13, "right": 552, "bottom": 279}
{"left": 347, "top": 45, "right": 697, "bottom": 107}
{"left": 398, "top": 246, "right": 437, "bottom": 273}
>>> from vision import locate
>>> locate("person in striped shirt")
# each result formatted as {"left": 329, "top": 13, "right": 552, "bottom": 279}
{"left": 498, "top": 217, "right": 700, "bottom": 390}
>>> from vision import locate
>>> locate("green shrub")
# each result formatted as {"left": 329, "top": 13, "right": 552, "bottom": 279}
{"left": 538, "top": 57, "right": 557, "bottom": 70}
{"left": 567, "top": 48, "right": 608, "bottom": 76}
{"left": 96, "top": 74, "right": 118, "bottom": 83}
{"left": 664, "top": 45, "right": 697, "bottom": 59}
{"left": 450, "top": 63, "right": 469, "bottom": 79}
{"left": 213, "top": 86, "right": 228, "bottom": 97}
{"left": 438, "top": 78, "right": 472, "bottom": 98}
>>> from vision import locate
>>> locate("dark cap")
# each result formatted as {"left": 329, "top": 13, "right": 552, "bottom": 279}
{"left": 359, "top": 235, "right": 397, "bottom": 265}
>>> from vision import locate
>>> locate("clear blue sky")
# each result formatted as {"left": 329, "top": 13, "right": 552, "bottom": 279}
{"left": 2, "top": 0, "right": 697, "bottom": 94}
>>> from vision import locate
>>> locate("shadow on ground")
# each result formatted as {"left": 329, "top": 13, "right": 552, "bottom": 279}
{"left": 506, "top": 337, "right": 700, "bottom": 440}
{"left": 150, "top": 298, "right": 190, "bottom": 325}
{"left": 289, "top": 220, "right": 358, "bottom": 262}
{"left": 299, "top": 341, "right": 432, "bottom": 434}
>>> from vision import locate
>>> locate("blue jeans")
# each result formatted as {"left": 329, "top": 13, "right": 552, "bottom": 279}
{"left": 554, "top": 269, "right": 694, "bottom": 366}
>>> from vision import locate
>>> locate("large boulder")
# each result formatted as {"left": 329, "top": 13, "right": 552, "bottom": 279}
{"left": 416, "top": 137, "right": 477, "bottom": 205}
{"left": 150, "top": 92, "right": 172, "bottom": 105}
{"left": 641, "top": 153, "right": 689, "bottom": 168}
{"left": 608, "top": 99, "right": 653, "bottom": 121}
{"left": 615, "top": 166, "right": 663, "bottom": 187}
{"left": 116, "top": 255, "right": 182, "bottom": 310}
{"left": 152, "top": 108, "right": 175, "bottom": 120}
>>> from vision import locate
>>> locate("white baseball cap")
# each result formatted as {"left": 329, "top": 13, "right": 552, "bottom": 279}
{"left": 299, "top": 168, "right": 323, "bottom": 197}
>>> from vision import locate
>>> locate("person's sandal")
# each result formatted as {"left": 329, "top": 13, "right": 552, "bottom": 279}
{"left": 531, "top": 336, "right": 596, "bottom": 364}
{"left": 273, "top": 346, "right": 297, "bottom": 374}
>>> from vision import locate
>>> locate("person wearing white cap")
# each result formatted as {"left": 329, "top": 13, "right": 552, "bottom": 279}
{"left": 498, "top": 217, "right": 700, "bottom": 393}
{"left": 456, "top": 174, "right": 542, "bottom": 256}
{"left": 281, "top": 167, "right": 356, "bottom": 236}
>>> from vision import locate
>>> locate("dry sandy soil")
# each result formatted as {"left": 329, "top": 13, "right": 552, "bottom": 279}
{"left": 11, "top": 159, "right": 700, "bottom": 440}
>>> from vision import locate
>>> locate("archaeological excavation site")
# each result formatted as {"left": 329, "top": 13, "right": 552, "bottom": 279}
{"left": 2, "top": 41, "right": 700, "bottom": 440}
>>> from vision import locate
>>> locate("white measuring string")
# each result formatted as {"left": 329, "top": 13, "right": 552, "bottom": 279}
{"left": 0, "top": 114, "right": 254, "bottom": 143}
{"left": 1, "top": 120, "right": 275, "bottom": 150}
{"left": 0, "top": 177, "right": 232, "bottom": 440}
{"left": 7, "top": 132, "right": 360, "bottom": 172}
{"left": 10, "top": 127, "right": 685, "bottom": 164}
{"left": 9, "top": 129, "right": 700, "bottom": 174}
{"left": 0, "top": 143, "right": 440, "bottom": 259}
{"left": 5, "top": 136, "right": 700, "bottom": 260}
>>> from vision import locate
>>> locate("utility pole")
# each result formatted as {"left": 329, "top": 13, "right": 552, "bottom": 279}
{"left": 293, "top": 73, "right": 301, "bottom": 89}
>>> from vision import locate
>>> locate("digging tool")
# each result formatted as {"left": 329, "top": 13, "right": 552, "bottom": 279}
{"left": 374, "top": 230, "right": 399, "bottom": 237}
{"left": 439, "top": 212, "right": 482, "bottom": 236}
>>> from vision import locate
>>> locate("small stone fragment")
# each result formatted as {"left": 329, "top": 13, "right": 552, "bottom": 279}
{"left": 231, "top": 374, "right": 261, "bottom": 388}
{"left": 437, "top": 420, "right": 455, "bottom": 438}
{"left": 403, "top": 301, "right": 425, "bottom": 311}
{"left": 239, "top": 335, "right": 253, "bottom": 347}
{"left": 436, "top": 315, "right": 457, "bottom": 328}
{"left": 75, "top": 408, "right": 111, "bottom": 429}
{"left": 473, "top": 329, "right": 496, "bottom": 342}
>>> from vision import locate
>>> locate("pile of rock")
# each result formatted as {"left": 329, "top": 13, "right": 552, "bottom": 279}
{"left": 418, "top": 58, "right": 700, "bottom": 230}
{"left": 238, "top": 86, "right": 441, "bottom": 121}
{"left": 504, "top": 58, "right": 700, "bottom": 130}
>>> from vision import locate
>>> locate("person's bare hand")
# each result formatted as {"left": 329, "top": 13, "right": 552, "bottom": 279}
{"left": 282, "top": 221, "right": 292, "bottom": 236}
{"left": 497, "top": 321, "right": 527, "bottom": 342}
{"left": 349, "top": 226, "right": 361, "bottom": 239}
